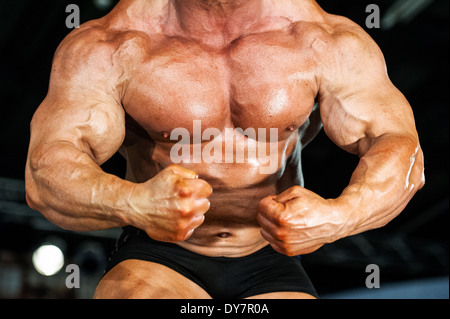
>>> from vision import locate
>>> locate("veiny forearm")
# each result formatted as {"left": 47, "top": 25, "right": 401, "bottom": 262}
{"left": 334, "top": 134, "right": 425, "bottom": 238}
{"left": 25, "top": 142, "right": 136, "bottom": 232}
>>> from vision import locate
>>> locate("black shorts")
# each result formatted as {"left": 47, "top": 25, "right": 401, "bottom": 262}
{"left": 104, "top": 226, "right": 318, "bottom": 299}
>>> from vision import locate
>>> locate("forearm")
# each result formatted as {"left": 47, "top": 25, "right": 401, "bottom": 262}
{"left": 334, "top": 134, "right": 425, "bottom": 238}
{"left": 25, "top": 142, "right": 136, "bottom": 232}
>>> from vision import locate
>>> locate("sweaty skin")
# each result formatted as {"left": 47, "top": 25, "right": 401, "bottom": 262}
{"left": 25, "top": 0, "right": 424, "bottom": 298}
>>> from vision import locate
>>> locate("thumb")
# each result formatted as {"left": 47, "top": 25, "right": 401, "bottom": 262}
{"left": 166, "top": 164, "right": 198, "bottom": 179}
{"left": 257, "top": 195, "right": 285, "bottom": 218}
{"left": 273, "top": 186, "right": 305, "bottom": 204}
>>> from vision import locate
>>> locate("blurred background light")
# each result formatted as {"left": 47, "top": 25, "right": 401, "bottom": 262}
{"left": 382, "top": 0, "right": 435, "bottom": 29}
{"left": 93, "top": 0, "right": 114, "bottom": 11}
{"left": 32, "top": 238, "right": 66, "bottom": 277}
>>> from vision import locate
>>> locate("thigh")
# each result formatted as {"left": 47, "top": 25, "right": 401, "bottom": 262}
{"left": 93, "top": 259, "right": 212, "bottom": 299}
{"left": 246, "top": 292, "right": 317, "bottom": 299}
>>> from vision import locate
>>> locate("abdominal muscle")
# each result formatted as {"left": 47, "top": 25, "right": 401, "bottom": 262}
{"left": 122, "top": 133, "right": 299, "bottom": 257}
{"left": 176, "top": 180, "right": 277, "bottom": 257}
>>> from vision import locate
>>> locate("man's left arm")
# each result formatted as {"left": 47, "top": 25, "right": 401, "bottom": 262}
{"left": 257, "top": 21, "right": 425, "bottom": 256}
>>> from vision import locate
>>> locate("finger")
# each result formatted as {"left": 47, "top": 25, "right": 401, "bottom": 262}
{"left": 183, "top": 229, "right": 195, "bottom": 241}
{"left": 257, "top": 212, "right": 289, "bottom": 242}
{"left": 297, "top": 243, "right": 324, "bottom": 255}
{"left": 182, "top": 214, "right": 206, "bottom": 241}
{"left": 257, "top": 196, "right": 285, "bottom": 221}
{"left": 260, "top": 228, "right": 285, "bottom": 253}
{"left": 274, "top": 186, "right": 304, "bottom": 204}
{"left": 177, "top": 179, "right": 213, "bottom": 198}
{"left": 269, "top": 243, "right": 288, "bottom": 255}
{"left": 261, "top": 228, "right": 323, "bottom": 256}
{"left": 192, "top": 198, "right": 210, "bottom": 214}
{"left": 256, "top": 212, "right": 276, "bottom": 231}
{"left": 176, "top": 197, "right": 210, "bottom": 217}
{"left": 257, "top": 196, "right": 288, "bottom": 227}
{"left": 260, "top": 227, "right": 280, "bottom": 244}
{"left": 188, "top": 213, "right": 206, "bottom": 230}
{"left": 166, "top": 164, "right": 198, "bottom": 179}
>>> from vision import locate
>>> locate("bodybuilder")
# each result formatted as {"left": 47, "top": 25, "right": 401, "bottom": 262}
{"left": 25, "top": 0, "right": 425, "bottom": 299}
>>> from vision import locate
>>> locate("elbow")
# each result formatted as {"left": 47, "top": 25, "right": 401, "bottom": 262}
{"left": 416, "top": 147, "right": 426, "bottom": 191}
{"left": 25, "top": 158, "right": 56, "bottom": 222}
{"left": 406, "top": 164, "right": 425, "bottom": 200}
{"left": 405, "top": 142, "right": 426, "bottom": 193}
{"left": 417, "top": 166, "right": 425, "bottom": 191}
{"left": 25, "top": 169, "right": 65, "bottom": 229}
{"left": 25, "top": 185, "right": 45, "bottom": 214}
{"left": 25, "top": 146, "right": 52, "bottom": 213}
{"left": 25, "top": 149, "right": 84, "bottom": 232}
{"left": 25, "top": 189, "right": 40, "bottom": 212}
{"left": 25, "top": 163, "right": 43, "bottom": 212}
{"left": 25, "top": 180, "right": 73, "bottom": 232}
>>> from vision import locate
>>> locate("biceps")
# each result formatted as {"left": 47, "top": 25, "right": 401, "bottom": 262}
{"left": 75, "top": 103, "right": 126, "bottom": 163}
{"left": 30, "top": 97, "right": 126, "bottom": 165}
{"left": 319, "top": 84, "right": 418, "bottom": 156}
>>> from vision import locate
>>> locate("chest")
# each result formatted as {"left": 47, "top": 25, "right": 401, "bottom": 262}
{"left": 123, "top": 31, "right": 319, "bottom": 142}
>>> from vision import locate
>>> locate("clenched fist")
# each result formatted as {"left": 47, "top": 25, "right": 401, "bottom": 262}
{"left": 257, "top": 186, "right": 346, "bottom": 256}
{"left": 127, "top": 164, "right": 212, "bottom": 242}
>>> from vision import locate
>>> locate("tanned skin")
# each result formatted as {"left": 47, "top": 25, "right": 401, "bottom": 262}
{"left": 25, "top": 0, "right": 425, "bottom": 299}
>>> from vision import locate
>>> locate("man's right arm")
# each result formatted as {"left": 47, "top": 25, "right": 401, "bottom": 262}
{"left": 25, "top": 26, "right": 212, "bottom": 239}
{"left": 25, "top": 26, "right": 134, "bottom": 231}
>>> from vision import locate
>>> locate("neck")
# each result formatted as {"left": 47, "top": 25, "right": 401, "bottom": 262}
{"left": 168, "top": 0, "right": 270, "bottom": 45}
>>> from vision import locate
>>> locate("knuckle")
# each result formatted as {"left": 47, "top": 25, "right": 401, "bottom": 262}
{"left": 257, "top": 197, "right": 272, "bottom": 212}
{"left": 273, "top": 227, "right": 286, "bottom": 241}
{"left": 178, "top": 186, "right": 192, "bottom": 198}
{"left": 174, "top": 232, "right": 187, "bottom": 242}
{"left": 178, "top": 204, "right": 193, "bottom": 216}
{"left": 175, "top": 218, "right": 188, "bottom": 231}
{"left": 175, "top": 198, "right": 193, "bottom": 216}
{"left": 277, "top": 243, "right": 294, "bottom": 256}
{"left": 277, "top": 244, "right": 289, "bottom": 255}
{"left": 277, "top": 214, "right": 290, "bottom": 227}
{"left": 285, "top": 249, "right": 297, "bottom": 257}
{"left": 174, "top": 179, "right": 187, "bottom": 191}
{"left": 196, "top": 198, "right": 210, "bottom": 212}
{"left": 166, "top": 164, "right": 179, "bottom": 171}
{"left": 161, "top": 166, "right": 176, "bottom": 177}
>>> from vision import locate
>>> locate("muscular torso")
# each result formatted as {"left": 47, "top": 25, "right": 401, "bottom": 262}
{"left": 101, "top": 2, "right": 326, "bottom": 256}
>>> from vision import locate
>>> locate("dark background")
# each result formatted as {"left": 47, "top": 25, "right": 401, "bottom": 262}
{"left": 0, "top": 0, "right": 448, "bottom": 298}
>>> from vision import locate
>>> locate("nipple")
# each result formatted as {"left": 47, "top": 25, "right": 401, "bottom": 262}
{"left": 162, "top": 131, "right": 170, "bottom": 139}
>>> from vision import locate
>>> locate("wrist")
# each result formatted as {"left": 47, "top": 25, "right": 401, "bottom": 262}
{"left": 326, "top": 195, "right": 357, "bottom": 240}
{"left": 103, "top": 174, "right": 141, "bottom": 228}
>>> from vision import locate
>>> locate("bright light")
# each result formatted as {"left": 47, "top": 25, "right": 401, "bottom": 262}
{"left": 32, "top": 244, "right": 65, "bottom": 276}
{"left": 93, "top": 0, "right": 113, "bottom": 10}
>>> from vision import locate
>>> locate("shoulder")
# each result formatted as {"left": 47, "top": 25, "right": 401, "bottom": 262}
{"left": 297, "top": 14, "right": 388, "bottom": 93}
{"left": 314, "top": 15, "right": 385, "bottom": 70}
{"left": 288, "top": 15, "right": 381, "bottom": 71}
{"left": 52, "top": 19, "right": 152, "bottom": 80}
{"left": 291, "top": 14, "right": 383, "bottom": 61}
